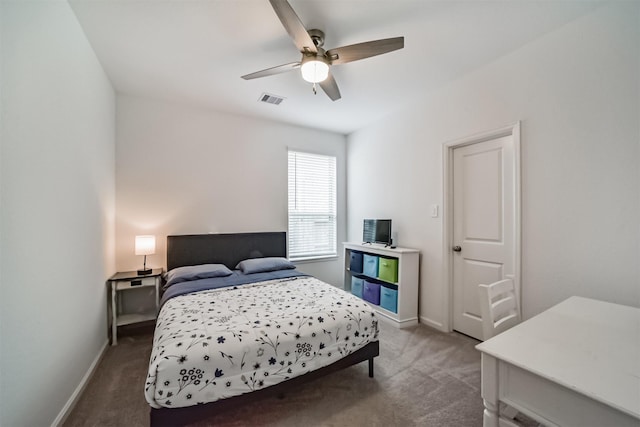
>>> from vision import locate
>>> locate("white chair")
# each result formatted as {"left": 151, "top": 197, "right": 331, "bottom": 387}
{"left": 478, "top": 278, "right": 521, "bottom": 341}
{"left": 478, "top": 278, "right": 521, "bottom": 421}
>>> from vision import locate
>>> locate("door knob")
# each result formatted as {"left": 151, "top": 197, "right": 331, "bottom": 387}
{"left": 452, "top": 246, "right": 462, "bottom": 252}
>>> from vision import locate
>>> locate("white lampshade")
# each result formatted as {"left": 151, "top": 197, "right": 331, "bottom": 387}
{"left": 300, "top": 58, "right": 329, "bottom": 83}
{"left": 135, "top": 235, "right": 156, "bottom": 256}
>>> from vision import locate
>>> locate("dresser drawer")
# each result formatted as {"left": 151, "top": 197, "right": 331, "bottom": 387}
{"left": 115, "top": 276, "right": 156, "bottom": 291}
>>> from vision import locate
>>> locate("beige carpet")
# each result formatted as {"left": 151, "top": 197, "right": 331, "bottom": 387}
{"left": 63, "top": 321, "right": 531, "bottom": 427}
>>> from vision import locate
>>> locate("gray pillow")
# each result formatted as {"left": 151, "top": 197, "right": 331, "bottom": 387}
{"left": 235, "top": 257, "right": 295, "bottom": 274}
{"left": 165, "top": 263, "right": 232, "bottom": 288}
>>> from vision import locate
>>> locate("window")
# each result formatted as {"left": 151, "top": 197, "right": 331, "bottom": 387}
{"left": 288, "top": 150, "right": 337, "bottom": 261}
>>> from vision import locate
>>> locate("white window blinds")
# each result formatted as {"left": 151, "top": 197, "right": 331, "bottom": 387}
{"left": 288, "top": 150, "right": 337, "bottom": 260}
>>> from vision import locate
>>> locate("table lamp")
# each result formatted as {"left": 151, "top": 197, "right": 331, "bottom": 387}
{"left": 135, "top": 235, "right": 155, "bottom": 275}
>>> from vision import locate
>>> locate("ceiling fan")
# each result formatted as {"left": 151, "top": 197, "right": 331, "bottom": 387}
{"left": 241, "top": 0, "right": 404, "bottom": 101}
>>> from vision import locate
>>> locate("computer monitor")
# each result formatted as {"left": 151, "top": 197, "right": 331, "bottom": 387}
{"left": 363, "top": 219, "right": 392, "bottom": 245}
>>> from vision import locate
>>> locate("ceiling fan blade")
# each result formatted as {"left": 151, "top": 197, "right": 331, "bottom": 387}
{"left": 319, "top": 72, "right": 341, "bottom": 101}
{"left": 241, "top": 62, "right": 301, "bottom": 80}
{"left": 269, "top": 0, "right": 317, "bottom": 54}
{"left": 326, "top": 37, "right": 404, "bottom": 65}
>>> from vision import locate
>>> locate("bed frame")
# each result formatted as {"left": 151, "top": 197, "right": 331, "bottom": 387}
{"left": 150, "top": 232, "right": 379, "bottom": 427}
{"left": 166, "top": 232, "right": 287, "bottom": 272}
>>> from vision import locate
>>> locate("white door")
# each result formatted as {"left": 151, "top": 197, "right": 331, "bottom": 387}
{"left": 451, "top": 134, "right": 517, "bottom": 340}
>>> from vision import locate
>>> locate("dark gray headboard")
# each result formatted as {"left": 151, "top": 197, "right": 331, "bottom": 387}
{"left": 166, "top": 232, "right": 287, "bottom": 271}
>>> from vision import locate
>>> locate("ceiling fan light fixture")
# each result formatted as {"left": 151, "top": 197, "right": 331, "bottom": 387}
{"left": 300, "top": 57, "right": 329, "bottom": 83}
{"left": 241, "top": 0, "right": 403, "bottom": 101}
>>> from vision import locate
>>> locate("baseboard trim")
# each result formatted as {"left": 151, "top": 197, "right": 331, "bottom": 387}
{"left": 376, "top": 313, "right": 419, "bottom": 329}
{"left": 51, "top": 339, "right": 109, "bottom": 427}
{"left": 420, "top": 316, "right": 447, "bottom": 332}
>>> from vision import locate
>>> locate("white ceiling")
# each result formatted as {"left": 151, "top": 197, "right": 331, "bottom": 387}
{"left": 69, "top": 0, "right": 601, "bottom": 134}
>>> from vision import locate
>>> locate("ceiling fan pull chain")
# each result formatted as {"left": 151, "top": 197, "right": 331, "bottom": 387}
{"left": 312, "top": 82, "right": 317, "bottom": 95}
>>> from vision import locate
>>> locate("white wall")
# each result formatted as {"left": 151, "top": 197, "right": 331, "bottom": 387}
{"left": 0, "top": 2, "right": 115, "bottom": 426}
{"left": 116, "top": 96, "right": 347, "bottom": 285}
{"left": 347, "top": 2, "right": 639, "bottom": 328}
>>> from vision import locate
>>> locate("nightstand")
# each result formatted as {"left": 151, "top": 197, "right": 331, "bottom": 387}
{"left": 109, "top": 269, "right": 163, "bottom": 345}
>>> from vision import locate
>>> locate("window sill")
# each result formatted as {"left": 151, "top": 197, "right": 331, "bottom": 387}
{"left": 291, "top": 255, "right": 338, "bottom": 264}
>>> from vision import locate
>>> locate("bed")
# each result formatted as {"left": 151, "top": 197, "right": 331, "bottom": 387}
{"left": 145, "top": 232, "right": 380, "bottom": 426}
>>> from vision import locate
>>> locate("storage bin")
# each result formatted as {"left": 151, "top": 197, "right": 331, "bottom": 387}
{"left": 380, "top": 285, "right": 398, "bottom": 313}
{"left": 363, "top": 254, "right": 379, "bottom": 277}
{"left": 349, "top": 251, "right": 364, "bottom": 274}
{"left": 363, "top": 280, "right": 381, "bottom": 305}
{"left": 351, "top": 277, "right": 364, "bottom": 298}
{"left": 377, "top": 257, "right": 399, "bottom": 283}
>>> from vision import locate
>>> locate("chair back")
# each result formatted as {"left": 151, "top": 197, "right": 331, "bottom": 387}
{"left": 478, "top": 278, "right": 520, "bottom": 341}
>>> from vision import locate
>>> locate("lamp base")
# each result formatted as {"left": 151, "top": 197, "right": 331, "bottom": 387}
{"left": 137, "top": 268, "right": 152, "bottom": 275}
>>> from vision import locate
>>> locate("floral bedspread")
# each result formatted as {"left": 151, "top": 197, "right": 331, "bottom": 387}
{"left": 145, "top": 276, "right": 379, "bottom": 408}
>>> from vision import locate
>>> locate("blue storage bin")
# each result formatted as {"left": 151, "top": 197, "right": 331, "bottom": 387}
{"left": 380, "top": 285, "right": 398, "bottom": 313}
{"left": 351, "top": 277, "right": 364, "bottom": 298}
{"left": 349, "top": 251, "right": 363, "bottom": 273}
{"left": 363, "top": 280, "right": 381, "bottom": 305}
{"left": 363, "top": 254, "right": 379, "bottom": 277}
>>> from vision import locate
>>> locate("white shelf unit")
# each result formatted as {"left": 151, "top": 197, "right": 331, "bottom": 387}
{"left": 343, "top": 242, "right": 419, "bottom": 328}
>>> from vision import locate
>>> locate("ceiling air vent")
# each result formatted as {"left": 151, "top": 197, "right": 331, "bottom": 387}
{"left": 259, "top": 93, "right": 285, "bottom": 105}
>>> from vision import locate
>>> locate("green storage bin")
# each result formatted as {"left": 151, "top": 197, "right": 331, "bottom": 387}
{"left": 377, "top": 257, "right": 398, "bottom": 283}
